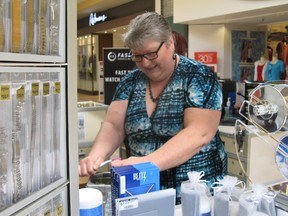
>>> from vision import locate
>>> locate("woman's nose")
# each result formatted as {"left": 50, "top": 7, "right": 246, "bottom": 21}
{"left": 140, "top": 57, "right": 152, "bottom": 67}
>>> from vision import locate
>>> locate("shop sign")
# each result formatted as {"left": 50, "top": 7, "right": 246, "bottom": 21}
{"left": 89, "top": 13, "right": 108, "bottom": 26}
{"left": 194, "top": 52, "right": 217, "bottom": 72}
{"left": 103, "top": 48, "right": 135, "bottom": 105}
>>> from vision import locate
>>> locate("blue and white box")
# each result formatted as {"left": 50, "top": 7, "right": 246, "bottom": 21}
{"left": 111, "top": 162, "right": 160, "bottom": 215}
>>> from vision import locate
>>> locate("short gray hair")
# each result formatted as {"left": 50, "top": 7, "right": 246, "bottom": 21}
{"left": 122, "top": 12, "right": 172, "bottom": 49}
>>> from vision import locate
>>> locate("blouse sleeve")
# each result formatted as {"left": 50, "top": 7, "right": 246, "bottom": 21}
{"left": 185, "top": 65, "right": 223, "bottom": 111}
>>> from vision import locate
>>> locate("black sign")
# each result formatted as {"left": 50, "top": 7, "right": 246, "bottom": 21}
{"left": 103, "top": 48, "right": 136, "bottom": 105}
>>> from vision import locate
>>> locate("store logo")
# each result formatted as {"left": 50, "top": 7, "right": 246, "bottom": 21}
{"left": 107, "top": 51, "right": 132, "bottom": 62}
{"left": 89, "top": 13, "right": 107, "bottom": 26}
{"left": 117, "top": 52, "right": 132, "bottom": 59}
{"left": 107, "top": 52, "right": 117, "bottom": 62}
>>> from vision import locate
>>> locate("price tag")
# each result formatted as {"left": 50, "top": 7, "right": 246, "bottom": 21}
{"left": 116, "top": 197, "right": 138, "bottom": 211}
{"left": 0, "top": 85, "right": 10, "bottom": 100}
{"left": 43, "top": 82, "right": 50, "bottom": 96}
{"left": 16, "top": 85, "right": 25, "bottom": 100}
{"left": 31, "top": 83, "right": 39, "bottom": 96}
{"left": 54, "top": 82, "right": 61, "bottom": 94}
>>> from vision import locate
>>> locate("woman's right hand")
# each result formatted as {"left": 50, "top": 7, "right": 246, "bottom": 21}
{"left": 78, "top": 155, "right": 105, "bottom": 177}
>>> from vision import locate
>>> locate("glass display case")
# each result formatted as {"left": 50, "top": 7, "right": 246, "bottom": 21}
{"left": 0, "top": 1, "right": 78, "bottom": 215}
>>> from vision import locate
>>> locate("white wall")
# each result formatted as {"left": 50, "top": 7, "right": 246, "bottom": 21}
{"left": 188, "top": 24, "right": 267, "bottom": 79}
{"left": 174, "top": 0, "right": 288, "bottom": 24}
{"left": 188, "top": 25, "right": 230, "bottom": 78}
{"left": 174, "top": 0, "right": 287, "bottom": 80}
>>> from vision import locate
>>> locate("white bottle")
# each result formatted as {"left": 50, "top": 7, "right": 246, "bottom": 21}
{"left": 79, "top": 188, "right": 103, "bottom": 216}
{"left": 225, "top": 97, "right": 231, "bottom": 117}
{"left": 200, "top": 196, "right": 211, "bottom": 216}
{"left": 226, "top": 97, "right": 231, "bottom": 108}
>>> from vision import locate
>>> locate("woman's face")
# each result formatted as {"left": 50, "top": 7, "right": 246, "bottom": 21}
{"left": 130, "top": 37, "right": 174, "bottom": 82}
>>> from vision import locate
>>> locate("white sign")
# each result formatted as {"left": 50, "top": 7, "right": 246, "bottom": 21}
{"left": 89, "top": 13, "right": 108, "bottom": 26}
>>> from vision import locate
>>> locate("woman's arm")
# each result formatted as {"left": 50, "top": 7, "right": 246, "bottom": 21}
{"left": 78, "top": 100, "right": 128, "bottom": 176}
{"left": 112, "top": 107, "right": 221, "bottom": 171}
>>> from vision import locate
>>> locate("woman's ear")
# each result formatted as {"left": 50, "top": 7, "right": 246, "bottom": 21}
{"left": 168, "top": 35, "right": 176, "bottom": 50}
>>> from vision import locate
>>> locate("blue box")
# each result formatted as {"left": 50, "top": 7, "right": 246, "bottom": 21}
{"left": 111, "top": 162, "right": 160, "bottom": 215}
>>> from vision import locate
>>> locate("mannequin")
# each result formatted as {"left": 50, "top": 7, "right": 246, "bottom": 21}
{"left": 276, "top": 40, "right": 287, "bottom": 64}
{"left": 254, "top": 54, "right": 267, "bottom": 81}
{"left": 266, "top": 53, "right": 285, "bottom": 81}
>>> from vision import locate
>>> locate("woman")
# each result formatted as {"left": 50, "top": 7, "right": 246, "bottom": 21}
{"left": 78, "top": 12, "right": 227, "bottom": 204}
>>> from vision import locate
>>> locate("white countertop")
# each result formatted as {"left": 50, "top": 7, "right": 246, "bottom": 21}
{"left": 218, "top": 125, "right": 235, "bottom": 136}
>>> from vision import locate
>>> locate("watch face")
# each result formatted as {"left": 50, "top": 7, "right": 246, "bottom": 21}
{"left": 275, "top": 135, "right": 288, "bottom": 179}
{"left": 248, "top": 84, "right": 287, "bottom": 133}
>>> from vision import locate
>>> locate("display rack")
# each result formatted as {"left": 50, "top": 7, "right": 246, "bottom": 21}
{"left": 0, "top": 1, "right": 78, "bottom": 215}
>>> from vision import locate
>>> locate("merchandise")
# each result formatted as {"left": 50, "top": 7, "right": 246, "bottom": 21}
{"left": 212, "top": 175, "right": 246, "bottom": 216}
{"left": 79, "top": 188, "right": 103, "bottom": 216}
{"left": 181, "top": 171, "right": 212, "bottom": 216}
{"left": 111, "top": 162, "right": 160, "bottom": 216}
{"left": 238, "top": 184, "right": 277, "bottom": 216}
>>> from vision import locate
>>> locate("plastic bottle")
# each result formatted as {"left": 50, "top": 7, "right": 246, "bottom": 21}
{"left": 105, "top": 191, "right": 112, "bottom": 216}
{"left": 226, "top": 97, "right": 231, "bottom": 108}
{"left": 225, "top": 97, "right": 231, "bottom": 118}
{"left": 200, "top": 196, "right": 211, "bottom": 216}
{"left": 79, "top": 188, "right": 103, "bottom": 216}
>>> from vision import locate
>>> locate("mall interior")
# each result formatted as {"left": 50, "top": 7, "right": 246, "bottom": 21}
{"left": 1, "top": 0, "right": 288, "bottom": 215}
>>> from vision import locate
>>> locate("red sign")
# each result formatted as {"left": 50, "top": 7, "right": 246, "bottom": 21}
{"left": 194, "top": 52, "right": 217, "bottom": 64}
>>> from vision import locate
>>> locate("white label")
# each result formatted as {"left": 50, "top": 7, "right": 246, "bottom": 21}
{"left": 116, "top": 197, "right": 138, "bottom": 212}
{"left": 120, "top": 176, "right": 126, "bottom": 194}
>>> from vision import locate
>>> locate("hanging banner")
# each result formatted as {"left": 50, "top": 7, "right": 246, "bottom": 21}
{"left": 103, "top": 48, "right": 135, "bottom": 105}
{"left": 194, "top": 52, "right": 217, "bottom": 72}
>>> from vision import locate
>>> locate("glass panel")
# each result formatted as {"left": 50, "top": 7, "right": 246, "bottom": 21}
{"left": 77, "top": 34, "right": 99, "bottom": 94}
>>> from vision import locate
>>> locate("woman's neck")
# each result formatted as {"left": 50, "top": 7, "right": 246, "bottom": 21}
{"left": 271, "top": 57, "right": 278, "bottom": 64}
{"left": 259, "top": 57, "right": 266, "bottom": 64}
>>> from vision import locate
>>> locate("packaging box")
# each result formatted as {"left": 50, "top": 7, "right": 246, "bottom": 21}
{"left": 111, "top": 162, "right": 160, "bottom": 215}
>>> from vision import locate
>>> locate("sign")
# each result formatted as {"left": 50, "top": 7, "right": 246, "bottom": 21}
{"left": 194, "top": 52, "right": 217, "bottom": 72}
{"left": 103, "top": 48, "right": 136, "bottom": 105}
{"left": 89, "top": 13, "right": 108, "bottom": 26}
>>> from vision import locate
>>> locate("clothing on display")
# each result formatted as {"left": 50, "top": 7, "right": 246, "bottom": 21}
{"left": 254, "top": 55, "right": 267, "bottom": 81}
{"left": 266, "top": 55, "right": 285, "bottom": 81}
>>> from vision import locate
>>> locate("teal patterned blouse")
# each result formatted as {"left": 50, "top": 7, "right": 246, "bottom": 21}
{"left": 112, "top": 55, "right": 227, "bottom": 204}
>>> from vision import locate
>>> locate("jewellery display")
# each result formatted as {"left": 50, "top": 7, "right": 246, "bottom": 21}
{"left": 25, "top": 0, "right": 34, "bottom": 53}
{"left": 38, "top": 0, "right": 47, "bottom": 55}
{"left": 51, "top": 80, "right": 61, "bottom": 180}
{"left": 148, "top": 53, "right": 177, "bottom": 103}
{"left": 0, "top": 0, "right": 61, "bottom": 55}
{"left": 0, "top": 0, "right": 67, "bottom": 214}
{"left": 11, "top": 0, "right": 22, "bottom": 53}
{"left": 0, "top": 72, "right": 62, "bottom": 210}
{"left": 40, "top": 80, "right": 54, "bottom": 188}
{"left": 12, "top": 88, "right": 25, "bottom": 203}
{"left": 0, "top": 82, "right": 13, "bottom": 210}
{"left": 49, "top": 0, "right": 60, "bottom": 55}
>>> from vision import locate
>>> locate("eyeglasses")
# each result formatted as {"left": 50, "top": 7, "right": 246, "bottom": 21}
{"left": 130, "top": 42, "right": 164, "bottom": 62}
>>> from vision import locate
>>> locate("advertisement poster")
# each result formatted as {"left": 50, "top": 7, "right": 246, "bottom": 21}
{"left": 194, "top": 52, "right": 217, "bottom": 72}
{"left": 103, "top": 48, "right": 136, "bottom": 105}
